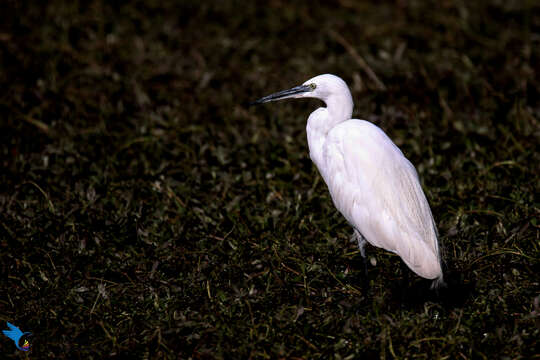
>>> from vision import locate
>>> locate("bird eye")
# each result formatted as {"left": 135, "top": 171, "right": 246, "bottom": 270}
{"left": 309, "top": 83, "right": 317, "bottom": 90}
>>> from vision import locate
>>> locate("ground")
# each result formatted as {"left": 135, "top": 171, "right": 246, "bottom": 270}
{"left": 0, "top": 1, "right": 539, "bottom": 359}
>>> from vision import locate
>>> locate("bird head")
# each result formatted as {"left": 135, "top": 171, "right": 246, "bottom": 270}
{"left": 251, "top": 74, "right": 350, "bottom": 104}
{"left": 251, "top": 74, "right": 354, "bottom": 123}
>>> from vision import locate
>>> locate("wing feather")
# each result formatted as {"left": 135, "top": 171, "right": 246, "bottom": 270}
{"left": 321, "top": 120, "right": 442, "bottom": 279}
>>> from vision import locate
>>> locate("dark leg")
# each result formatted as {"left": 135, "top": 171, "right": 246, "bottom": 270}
{"left": 351, "top": 229, "right": 368, "bottom": 279}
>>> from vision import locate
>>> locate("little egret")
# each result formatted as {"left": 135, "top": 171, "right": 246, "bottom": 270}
{"left": 252, "top": 74, "right": 444, "bottom": 288}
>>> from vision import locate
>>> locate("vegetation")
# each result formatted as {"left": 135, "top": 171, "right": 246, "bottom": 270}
{"left": 1, "top": 1, "right": 538, "bottom": 358}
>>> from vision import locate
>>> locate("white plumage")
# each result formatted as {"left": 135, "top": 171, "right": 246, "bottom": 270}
{"left": 253, "top": 74, "right": 444, "bottom": 287}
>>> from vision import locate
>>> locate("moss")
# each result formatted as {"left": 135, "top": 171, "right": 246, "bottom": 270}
{"left": 0, "top": 1, "right": 538, "bottom": 358}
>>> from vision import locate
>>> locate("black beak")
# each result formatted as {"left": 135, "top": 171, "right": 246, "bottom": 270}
{"left": 250, "top": 84, "right": 312, "bottom": 106}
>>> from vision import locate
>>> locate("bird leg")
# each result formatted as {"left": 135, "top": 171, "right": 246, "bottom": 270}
{"left": 351, "top": 229, "right": 368, "bottom": 278}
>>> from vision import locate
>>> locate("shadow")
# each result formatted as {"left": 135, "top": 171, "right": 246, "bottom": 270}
{"left": 388, "top": 268, "right": 475, "bottom": 309}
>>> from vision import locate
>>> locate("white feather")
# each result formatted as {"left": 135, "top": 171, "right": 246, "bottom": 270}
{"left": 255, "top": 74, "right": 444, "bottom": 285}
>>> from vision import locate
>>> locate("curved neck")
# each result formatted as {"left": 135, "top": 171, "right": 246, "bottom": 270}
{"left": 326, "top": 93, "right": 353, "bottom": 127}
{"left": 306, "top": 89, "right": 353, "bottom": 173}
{"left": 307, "top": 92, "right": 354, "bottom": 140}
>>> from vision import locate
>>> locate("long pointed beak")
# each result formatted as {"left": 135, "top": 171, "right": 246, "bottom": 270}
{"left": 250, "top": 84, "right": 312, "bottom": 105}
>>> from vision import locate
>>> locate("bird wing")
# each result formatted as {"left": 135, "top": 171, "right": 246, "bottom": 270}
{"left": 3, "top": 322, "right": 23, "bottom": 340}
{"left": 323, "top": 120, "right": 441, "bottom": 279}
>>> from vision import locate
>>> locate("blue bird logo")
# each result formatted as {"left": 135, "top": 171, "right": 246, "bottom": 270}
{"left": 2, "top": 322, "right": 31, "bottom": 351}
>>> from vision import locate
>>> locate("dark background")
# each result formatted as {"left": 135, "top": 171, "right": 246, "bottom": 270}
{"left": 1, "top": 0, "right": 538, "bottom": 358}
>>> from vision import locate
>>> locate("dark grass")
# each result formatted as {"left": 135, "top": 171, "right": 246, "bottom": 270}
{"left": 1, "top": 0, "right": 539, "bottom": 358}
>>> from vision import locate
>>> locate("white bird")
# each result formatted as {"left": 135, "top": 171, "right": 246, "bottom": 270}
{"left": 252, "top": 74, "right": 444, "bottom": 288}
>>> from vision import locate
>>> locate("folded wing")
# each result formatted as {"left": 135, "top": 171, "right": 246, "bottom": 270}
{"left": 322, "top": 120, "right": 442, "bottom": 279}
